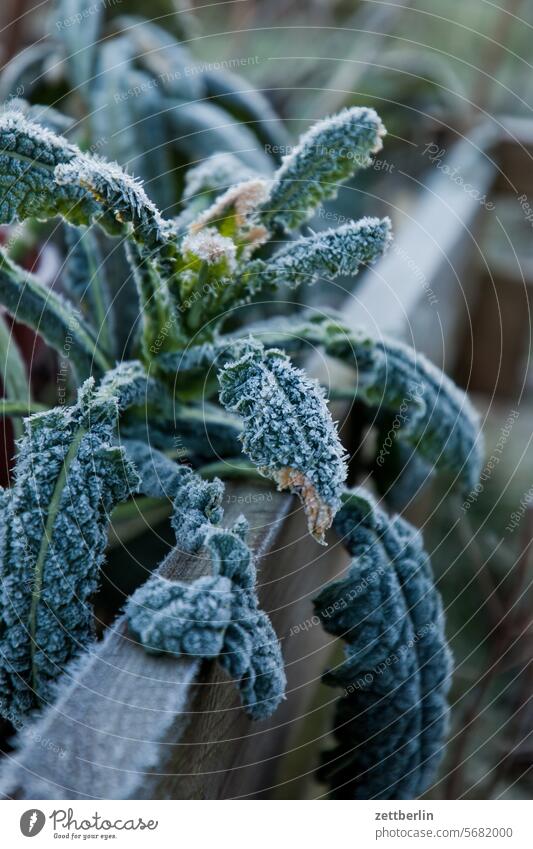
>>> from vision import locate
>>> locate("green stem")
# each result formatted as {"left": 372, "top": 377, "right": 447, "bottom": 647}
{"left": 125, "top": 242, "right": 179, "bottom": 361}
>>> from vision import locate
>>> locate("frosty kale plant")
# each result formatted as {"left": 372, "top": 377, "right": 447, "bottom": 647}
{"left": 0, "top": 97, "right": 483, "bottom": 798}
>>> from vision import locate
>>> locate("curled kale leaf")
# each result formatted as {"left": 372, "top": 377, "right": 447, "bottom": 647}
{"left": 314, "top": 488, "right": 452, "bottom": 799}
{"left": 125, "top": 442, "right": 285, "bottom": 720}
{"left": 0, "top": 109, "right": 93, "bottom": 225}
{"left": 0, "top": 111, "right": 175, "bottom": 261}
{"left": 94, "top": 359, "right": 156, "bottom": 411}
{"left": 127, "top": 574, "right": 234, "bottom": 658}
{"left": 54, "top": 154, "right": 173, "bottom": 254}
{"left": 62, "top": 225, "right": 114, "bottom": 357}
{"left": 218, "top": 340, "right": 347, "bottom": 542}
{"left": 127, "top": 572, "right": 285, "bottom": 721}
{"left": 0, "top": 367, "right": 142, "bottom": 723}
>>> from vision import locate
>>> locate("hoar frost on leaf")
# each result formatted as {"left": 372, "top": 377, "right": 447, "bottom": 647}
{"left": 218, "top": 340, "right": 347, "bottom": 543}
{"left": 0, "top": 110, "right": 90, "bottom": 225}
{"left": 54, "top": 154, "right": 172, "bottom": 254}
{"left": 325, "top": 323, "right": 483, "bottom": 493}
{"left": 175, "top": 154, "right": 257, "bottom": 233}
{"left": 0, "top": 111, "right": 175, "bottom": 263}
{"left": 189, "top": 178, "right": 270, "bottom": 254}
{"left": 190, "top": 178, "right": 269, "bottom": 235}
{"left": 182, "top": 228, "right": 237, "bottom": 275}
{"left": 0, "top": 86, "right": 483, "bottom": 798}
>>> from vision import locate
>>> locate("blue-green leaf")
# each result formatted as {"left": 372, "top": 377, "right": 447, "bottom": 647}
{"left": 314, "top": 488, "right": 452, "bottom": 798}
